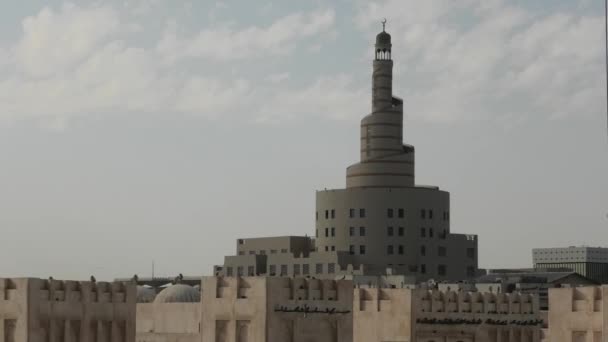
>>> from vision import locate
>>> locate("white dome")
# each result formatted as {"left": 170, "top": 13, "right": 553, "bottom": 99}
{"left": 136, "top": 286, "right": 156, "bottom": 303}
{"left": 154, "top": 284, "right": 200, "bottom": 303}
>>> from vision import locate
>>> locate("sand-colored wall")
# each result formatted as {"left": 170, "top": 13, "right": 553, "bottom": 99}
{"left": 353, "top": 287, "right": 413, "bottom": 342}
{"left": 547, "top": 286, "right": 607, "bottom": 342}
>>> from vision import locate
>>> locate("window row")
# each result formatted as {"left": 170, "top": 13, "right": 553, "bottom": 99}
{"left": 387, "top": 245, "right": 405, "bottom": 255}
{"left": 268, "top": 263, "right": 336, "bottom": 276}
{"left": 387, "top": 226, "right": 405, "bottom": 236}
{"left": 417, "top": 264, "right": 446, "bottom": 276}
{"left": 316, "top": 208, "right": 449, "bottom": 221}
{"left": 419, "top": 227, "right": 447, "bottom": 239}
{"left": 349, "top": 245, "right": 366, "bottom": 255}
{"left": 238, "top": 248, "right": 288, "bottom": 256}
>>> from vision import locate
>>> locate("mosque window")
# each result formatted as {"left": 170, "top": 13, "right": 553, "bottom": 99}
{"left": 360, "top": 245, "right": 366, "bottom": 255}
{"left": 303, "top": 264, "right": 310, "bottom": 275}
{"left": 349, "top": 245, "right": 355, "bottom": 255}
{"left": 328, "top": 263, "right": 335, "bottom": 274}
{"left": 387, "top": 226, "right": 394, "bottom": 236}
{"left": 387, "top": 245, "right": 394, "bottom": 255}
{"left": 467, "top": 248, "right": 475, "bottom": 259}
{"left": 349, "top": 208, "right": 355, "bottom": 218}
{"left": 398, "top": 245, "right": 404, "bottom": 255}
{"left": 331, "top": 227, "right": 335, "bottom": 237}
{"left": 280, "top": 265, "right": 288, "bottom": 276}
{"left": 360, "top": 227, "right": 366, "bottom": 236}
{"left": 359, "top": 208, "right": 366, "bottom": 217}
{"left": 438, "top": 265, "right": 446, "bottom": 276}
{"left": 398, "top": 227, "right": 404, "bottom": 236}
{"left": 420, "top": 209, "right": 426, "bottom": 219}
{"left": 226, "top": 267, "right": 233, "bottom": 277}
{"left": 398, "top": 208, "right": 404, "bottom": 218}
{"left": 387, "top": 208, "right": 394, "bottom": 218}
{"left": 316, "top": 263, "right": 323, "bottom": 274}
{"left": 248, "top": 266, "right": 254, "bottom": 276}
{"left": 269, "top": 265, "right": 276, "bottom": 275}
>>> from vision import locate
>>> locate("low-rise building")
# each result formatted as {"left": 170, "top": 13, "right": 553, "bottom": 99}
{"left": 533, "top": 246, "right": 608, "bottom": 284}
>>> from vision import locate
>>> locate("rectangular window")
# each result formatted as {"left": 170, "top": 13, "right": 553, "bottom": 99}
{"left": 398, "top": 245, "right": 404, "bottom": 255}
{"left": 467, "top": 248, "right": 476, "bottom": 259}
{"left": 331, "top": 245, "right": 335, "bottom": 251}
{"left": 349, "top": 208, "right": 355, "bottom": 218}
{"left": 248, "top": 266, "right": 254, "bottom": 276}
{"left": 387, "top": 245, "right": 394, "bottom": 255}
{"left": 238, "top": 239, "right": 244, "bottom": 245}
{"left": 269, "top": 265, "right": 276, "bottom": 275}
{"left": 429, "top": 210, "right": 433, "bottom": 219}
{"left": 328, "top": 263, "right": 335, "bottom": 274}
{"left": 331, "top": 209, "right": 335, "bottom": 218}
{"left": 387, "top": 226, "right": 394, "bottom": 236}
{"left": 438, "top": 246, "right": 447, "bottom": 257}
{"left": 349, "top": 226, "right": 355, "bottom": 236}
{"left": 420, "top": 227, "right": 426, "bottom": 237}
{"left": 325, "top": 246, "right": 329, "bottom": 251}
{"left": 331, "top": 227, "right": 335, "bottom": 237}
{"left": 420, "top": 209, "right": 426, "bottom": 219}
{"left": 294, "top": 264, "right": 301, "bottom": 275}
{"left": 398, "top": 208, "right": 404, "bottom": 218}
{"left": 438, "top": 264, "right": 446, "bottom": 276}
{"left": 270, "top": 249, "right": 277, "bottom": 254}
{"left": 349, "top": 245, "right": 355, "bottom": 255}
{"left": 421, "top": 264, "right": 426, "bottom": 274}
{"left": 398, "top": 227, "right": 404, "bottom": 236}
{"left": 360, "top": 226, "right": 366, "bottom": 236}
{"left": 360, "top": 245, "right": 366, "bottom": 255}
{"left": 226, "top": 267, "right": 233, "bottom": 276}
{"left": 325, "top": 228, "right": 329, "bottom": 237}
{"left": 315, "top": 263, "right": 323, "bottom": 274}
{"left": 303, "top": 264, "right": 310, "bottom": 275}
{"left": 420, "top": 245, "right": 426, "bottom": 256}
{"left": 237, "top": 266, "right": 244, "bottom": 276}
{"left": 315, "top": 229, "right": 318, "bottom": 238}
{"left": 316, "top": 211, "right": 318, "bottom": 221}
{"left": 359, "top": 208, "right": 366, "bottom": 218}
{"left": 429, "top": 228, "right": 434, "bottom": 238}
{"left": 387, "top": 208, "right": 394, "bottom": 218}
{"left": 325, "top": 210, "right": 329, "bottom": 219}
{"left": 280, "top": 265, "right": 288, "bottom": 276}
{"left": 281, "top": 248, "right": 288, "bottom": 253}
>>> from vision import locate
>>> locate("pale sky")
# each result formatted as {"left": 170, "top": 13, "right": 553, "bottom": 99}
{"left": 0, "top": 0, "right": 607, "bottom": 281}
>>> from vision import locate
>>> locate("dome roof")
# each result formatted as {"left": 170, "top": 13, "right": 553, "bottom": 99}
{"left": 154, "top": 284, "right": 200, "bottom": 303}
{"left": 136, "top": 286, "right": 156, "bottom": 303}
{"left": 376, "top": 31, "right": 391, "bottom": 46}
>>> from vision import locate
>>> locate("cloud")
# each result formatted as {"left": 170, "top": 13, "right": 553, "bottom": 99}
{"left": 156, "top": 9, "right": 335, "bottom": 63}
{"left": 355, "top": 0, "right": 604, "bottom": 122}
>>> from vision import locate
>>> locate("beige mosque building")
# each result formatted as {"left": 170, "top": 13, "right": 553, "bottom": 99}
{"left": 215, "top": 24, "right": 478, "bottom": 285}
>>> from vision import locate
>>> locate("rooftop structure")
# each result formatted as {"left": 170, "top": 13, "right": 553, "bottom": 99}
{"left": 533, "top": 246, "right": 608, "bottom": 284}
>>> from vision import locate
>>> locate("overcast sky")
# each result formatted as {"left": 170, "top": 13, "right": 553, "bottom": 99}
{"left": 0, "top": 0, "right": 607, "bottom": 281}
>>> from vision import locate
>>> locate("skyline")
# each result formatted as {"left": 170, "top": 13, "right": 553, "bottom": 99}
{"left": 0, "top": 0, "right": 607, "bottom": 280}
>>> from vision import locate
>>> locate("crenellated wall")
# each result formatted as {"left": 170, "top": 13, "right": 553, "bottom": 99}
{"left": 0, "top": 277, "right": 136, "bottom": 342}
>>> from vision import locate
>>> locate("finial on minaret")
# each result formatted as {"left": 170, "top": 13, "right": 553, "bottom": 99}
{"left": 382, "top": 18, "right": 387, "bottom": 32}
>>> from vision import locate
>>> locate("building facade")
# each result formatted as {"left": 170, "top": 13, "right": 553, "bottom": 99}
{"left": 215, "top": 25, "right": 478, "bottom": 283}
{"left": 0, "top": 277, "right": 136, "bottom": 342}
{"left": 533, "top": 247, "right": 608, "bottom": 284}
{"left": 544, "top": 286, "right": 608, "bottom": 342}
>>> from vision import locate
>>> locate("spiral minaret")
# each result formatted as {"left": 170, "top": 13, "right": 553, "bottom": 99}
{"left": 346, "top": 26, "right": 415, "bottom": 188}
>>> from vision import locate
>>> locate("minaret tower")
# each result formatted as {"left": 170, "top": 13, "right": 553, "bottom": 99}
{"left": 346, "top": 21, "right": 415, "bottom": 188}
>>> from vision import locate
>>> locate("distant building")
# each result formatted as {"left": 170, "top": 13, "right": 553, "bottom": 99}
{"left": 477, "top": 271, "right": 597, "bottom": 310}
{"left": 215, "top": 23, "right": 478, "bottom": 284}
{"left": 533, "top": 246, "right": 608, "bottom": 284}
{"left": 0, "top": 277, "right": 136, "bottom": 342}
